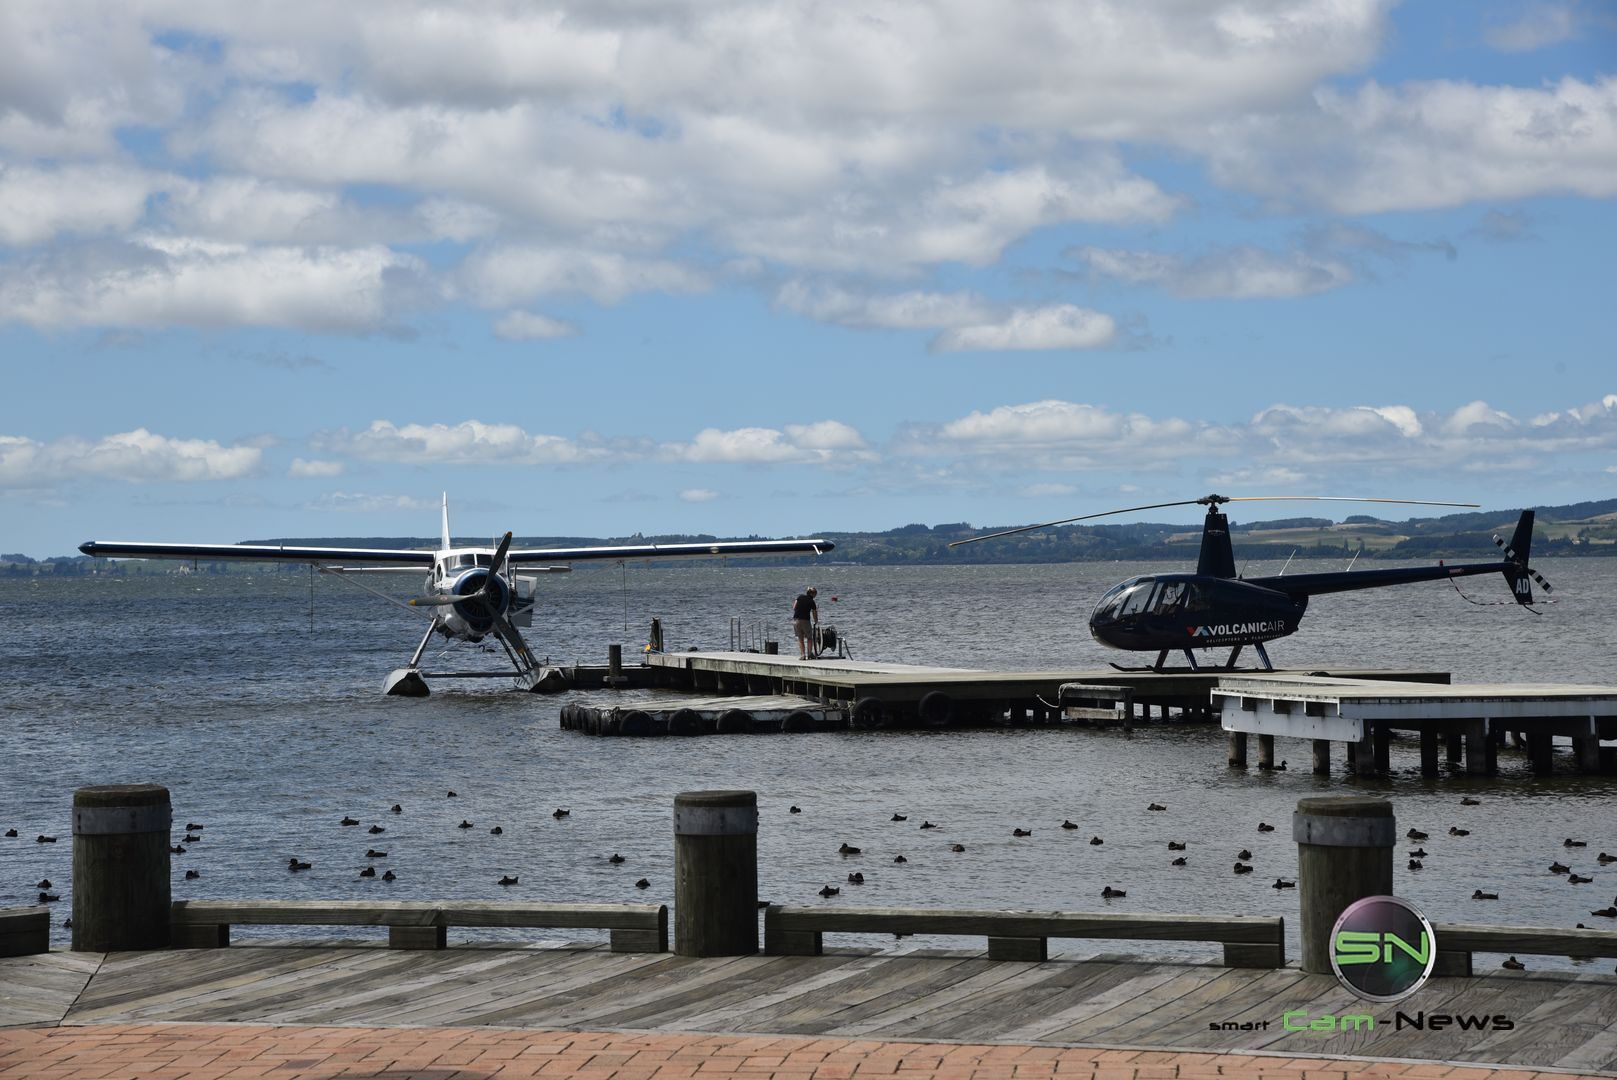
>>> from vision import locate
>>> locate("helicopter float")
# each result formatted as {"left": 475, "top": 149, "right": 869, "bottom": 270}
{"left": 951, "top": 495, "right": 1550, "bottom": 672}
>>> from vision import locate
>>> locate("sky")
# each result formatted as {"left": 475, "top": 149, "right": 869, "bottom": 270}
{"left": 1, "top": 1, "right": 1614, "bottom": 557}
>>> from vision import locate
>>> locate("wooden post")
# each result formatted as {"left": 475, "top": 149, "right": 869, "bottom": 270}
{"left": 1372, "top": 726, "right": 1390, "bottom": 774}
{"left": 1294, "top": 795, "right": 1394, "bottom": 975}
{"left": 1419, "top": 729, "right": 1439, "bottom": 778}
{"left": 72, "top": 784, "right": 172, "bottom": 951}
{"left": 1227, "top": 731, "right": 1247, "bottom": 767}
{"left": 1445, "top": 732, "right": 1463, "bottom": 767}
{"left": 1257, "top": 734, "right": 1274, "bottom": 770}
{"left": 1312, "top": 739, "right": 1331, "bottom": 776}
{"left": 604, "top": 644, "right": 629, "bottom": 687}
{"left": 674, "top": 790, "right": 758, "bottom": 957}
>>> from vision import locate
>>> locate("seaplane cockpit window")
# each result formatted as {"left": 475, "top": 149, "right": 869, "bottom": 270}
{"left": 1151, "top": 582, "right": 1186, "bottom": 614}
{"left": 455, "top": 554, "right": 475, "bottom": 568}
{"left": 474, "top": 554, "right": 492, "bottom": 567}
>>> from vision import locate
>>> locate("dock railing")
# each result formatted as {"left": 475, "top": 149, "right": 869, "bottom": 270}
{"left": 168, "top": 899, "right": 668, "bottom": 953}
{"left": 12, "top": 785, "right": 1617, "bottom": 974}
{"left": 763, "top": 905, "right": 1285, "bottom": 967}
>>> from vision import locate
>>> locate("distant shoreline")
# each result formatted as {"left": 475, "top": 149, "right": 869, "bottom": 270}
{"left": 10, "top": 496, "right": 1615, "bottom": 573}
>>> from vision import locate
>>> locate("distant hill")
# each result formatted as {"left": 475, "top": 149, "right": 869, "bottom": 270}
{"left": 15, "top": 497, "right": 1617, "bottom": 576}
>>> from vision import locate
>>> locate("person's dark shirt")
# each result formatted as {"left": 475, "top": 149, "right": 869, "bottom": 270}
{"left": 792, "top": 593, "right": 817, "bottom": 620}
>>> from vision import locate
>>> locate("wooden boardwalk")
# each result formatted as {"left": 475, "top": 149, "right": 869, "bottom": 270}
{"left": 7, "top": 944, "right": 1616, "bottom": 1073}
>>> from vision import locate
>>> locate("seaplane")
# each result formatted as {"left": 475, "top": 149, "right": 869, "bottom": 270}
{"left": 80, "top": 496, "right": 833, "bottom": 695}
{"left": 951, "top": 495, "right": 1551, "bottom": 672}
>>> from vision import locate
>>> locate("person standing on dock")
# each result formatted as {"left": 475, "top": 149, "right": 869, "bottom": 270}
{"left": 792, "top": 587, "right": 819, "bottom": 659}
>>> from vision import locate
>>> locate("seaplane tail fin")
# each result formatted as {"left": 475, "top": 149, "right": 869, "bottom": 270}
{"left": 440, "top": 493, "right": 451, "bottom": 550}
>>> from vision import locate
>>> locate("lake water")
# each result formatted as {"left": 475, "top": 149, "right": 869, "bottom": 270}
{"left": 2, "top": 557, "right": 1614, "bottom": 967}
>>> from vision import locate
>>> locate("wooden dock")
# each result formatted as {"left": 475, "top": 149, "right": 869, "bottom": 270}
{"left": 625, "top": 651, "right": 1449, "bottom": 729}
{"left": 1216, "top": 674, "right": 1617, "bottom": 778}
{"left": 6, "top": 942, "right": 1616, "bottom": 1072}
{"left": 557, "top": 652, "right": 1617, "bottom": 778}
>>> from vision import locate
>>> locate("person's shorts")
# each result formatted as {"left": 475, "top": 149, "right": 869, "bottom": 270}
{"left": 793, "top": 618, "right": 812, "bottom": 638}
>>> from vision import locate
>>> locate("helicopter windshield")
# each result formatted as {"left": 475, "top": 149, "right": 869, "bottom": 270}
{"left": 1092, "top": 577, "right": 1149, "bottom": 621}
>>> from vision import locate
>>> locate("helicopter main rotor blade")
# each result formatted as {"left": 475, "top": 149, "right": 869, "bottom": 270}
{"left": 1221, "top": 496, "right": 1480, "bottom": 508}
{"left": 948, "top": 498, "right": 1211, "bottom": 547}
{"left": 948, "top": 494, "right": 1481, "bottom": 548}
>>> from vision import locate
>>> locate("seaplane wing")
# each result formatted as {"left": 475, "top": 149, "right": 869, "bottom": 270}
{"left": 76, "top": 538, "right": 833, "bottom": 565}
{"left": 76, "top": 540, "right": 433, "bottom": 565}
{"left": 506, "top": 538, "right": 831, "bottom": 564}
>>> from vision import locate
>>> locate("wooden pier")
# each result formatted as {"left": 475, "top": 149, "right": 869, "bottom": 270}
{"left": 619, "top": 651, "right": 1448, "bottom": 729}
{"left": 7, "top": 938, "right": 1617, "bottom": 1072}
{"left": 1216, "top": 674, "right": 1617, "bottom": 778}
{"left": 559, "top": 652, "right": 1617, "bottom": 777}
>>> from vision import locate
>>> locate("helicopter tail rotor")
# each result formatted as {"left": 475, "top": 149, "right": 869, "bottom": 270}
{"left": 1494, "top": 510, "right": 1552, "bottom": 605}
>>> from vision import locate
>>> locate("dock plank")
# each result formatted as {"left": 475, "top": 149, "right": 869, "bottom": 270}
{"left": 32, "top": 942, "right": 1617, "bottom": 1073}
{"left": 0, "top": 953, "right": 100, "bottom": 1028}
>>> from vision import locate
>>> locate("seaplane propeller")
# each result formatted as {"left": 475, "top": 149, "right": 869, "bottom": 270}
{"left": 953, "top": 494, "right": 1543, "bottom": 673}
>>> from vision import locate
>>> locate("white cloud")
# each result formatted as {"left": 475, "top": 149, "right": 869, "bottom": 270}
{"left": 933, "top": 305, "right": 1116, "bottom": 351}
{"left": 675, "top": 428, "right": 823, "bottom": 464}
{"left": 1484, "top": 5, "right": 1578, "bottom": 52}
{"left": 458, "top": 246, "right": 707, "bottom": 307}
{"left": 1077, "top": 246, "right": 1355, "bottom": 298}
{"left": 493, "top": 310, "right": 578, "bottom": 341}
{"left": 1442, "top": 400, "right": 1519, "bottom": 435}
{"left": 666, "top": 421, "right": 875, "bottom": 465}
{"left": 0, "top": 236, "right": 421, "bottom": 332}
{"left": 301, "top": 492, "right": 439, "bottom": 513}
{"left": 784, "top": 421, "right": 870, "bottom": 451}
{"left": 0, "top": 164, "right": 171, "bottom": 246}
{"left": 1196, "top": 76, "right": 1617, "bottom": 214}
{"left": 289, "top": 458, "right": 344, "bottom": 478}
{"left": 316, "top": 420, "right": 601, "bottom": 465}
{"left": 0, "top": 429, "right": 261, "bottom": 488}
{"left": 775, "top": 281, "right": 995, "bottom": 330}
{"left": 678, "top": 488, "right": 720, "bottom": 503}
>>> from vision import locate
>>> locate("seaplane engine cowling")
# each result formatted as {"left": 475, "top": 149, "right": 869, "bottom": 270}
{"left": 450, "top": 570, "right": 509, "bottom": 636}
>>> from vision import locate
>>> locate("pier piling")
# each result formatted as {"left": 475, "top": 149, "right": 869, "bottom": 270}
{"left": 72, "top": 784, "right": 172, "bottom": 951}
{"left": 1312, "top": 739, "right": 1331, "bottom": 776}
{"left": 1419, "top": 729, "right": 1439, "bottom": 777}
{"left": 673, "top": 790, "right": 758, "bottom": 957}
{"left": 1294, "top": 795, "right": 1393, "bottom": 975}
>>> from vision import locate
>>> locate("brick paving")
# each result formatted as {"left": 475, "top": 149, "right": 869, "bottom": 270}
{"left": 0, "top": 1025, "right": 1606, "bottom": 1080}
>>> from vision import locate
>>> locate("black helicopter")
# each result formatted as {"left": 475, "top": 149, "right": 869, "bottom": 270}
{"left": 951, "top": 495, "right": 1551, "bottom": 672}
